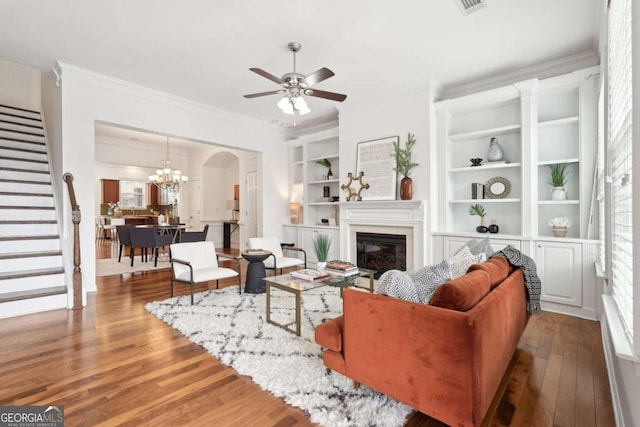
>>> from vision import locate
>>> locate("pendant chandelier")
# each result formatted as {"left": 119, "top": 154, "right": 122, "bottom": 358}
{"left": 148, "top": 137, "right": 188, "bottom": 190}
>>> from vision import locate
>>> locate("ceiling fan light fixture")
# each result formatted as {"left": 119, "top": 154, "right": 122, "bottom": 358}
{"left": 277, "top": 95, "right": 310, "bottom": 115}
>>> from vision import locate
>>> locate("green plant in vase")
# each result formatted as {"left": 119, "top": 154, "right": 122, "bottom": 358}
{"left": 312, "top": 233, "right": 332, "bottom": 269}
{"left": 392, "top": 133, "right": 419, "bottom": 200}
{"left": 316, "top": 158, "right": 333, "bottom": 180}
{"left": 547, "top": 163, "right": 569, "bottom": 200}
{"left": 469, "top": 203, "right": 488, "bottom": 233}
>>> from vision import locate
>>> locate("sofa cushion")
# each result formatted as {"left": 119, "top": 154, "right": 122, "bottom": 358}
{"left": 468, "top": 256, "right": 511, "bottom": 288}
{"left": 375, "top": 270, "right": 420, "bottom": 303}
{"left": 408, "top": 259, "right": 451, "bottom": 304}
{"left": 315, "top": 315, "right": 344, "bottom": 352}
{"left": 454, "top": 237, "right": 494, "bottom": 259}
{"left": 449, "top": 246, "right": 487, "bottom": 279}
{"left": 430, "top": 269, "right": 491, "bottom": 311}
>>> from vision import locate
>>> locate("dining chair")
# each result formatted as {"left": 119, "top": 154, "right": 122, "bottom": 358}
{"left": 129, "top": 227, "right": 172, "bottom": 267}
{"left": 248, "top": 237, "right": 306, "bottom": 276}
{"left": 170, "top": 241, "right": 241, "bottom": 304}
{"left": 179, "top": 224, "right": 210, "bottom": 243}
{"left": 116, "top": 225, "right": 132, "bottom": 262}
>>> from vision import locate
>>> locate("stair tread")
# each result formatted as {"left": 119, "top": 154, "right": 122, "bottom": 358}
{"left": 0, "top": 178, "right": 52, "bottom": 185}
{"left": 0, "top": 140, "right": 45, "bottom": 145}
{"left": 0, "top": 220, "right": 56, "bottom": 224}
{"left": 0, "top": 191, "right": 53, "bottom": 197}
{"left": 0, "top": 166, "right": 50, "bottom": 174}
{"left": 0, "top": 206, "right": 55, "bottom": 210}
{"left": 0, "top": 104, "right": 41, "bottom": 115}
{"left": 0, "top": 250, "right": 63, "bottom": 260}
{"left": 0, "top": 155, "right": 48, "bottom": 164}
{"left": 0, "top": 128, "right": 44, "bottom": 137}
{"left": 0, "top": 146, "right": 47, "bottom": 155}
{"left": 0, "top": 286, "right": 67, "bottom": 304}
{"left": 0, "top": 235, "right": 60, "bottom": 241}
{"left": 0, "top": 267, "right": 65, "bottom": 280}
{"left": 0, "top": 118, "right": 43, "bottom": 130}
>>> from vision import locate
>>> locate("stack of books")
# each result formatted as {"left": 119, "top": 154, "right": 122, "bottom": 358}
{"left": 290, "top": 269, "right": 330, "bottom": 281}
{"left": 325, "top": 260, "right": 359, "bottom": 276}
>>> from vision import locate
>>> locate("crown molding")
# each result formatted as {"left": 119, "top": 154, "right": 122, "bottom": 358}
{"left": 55, "top": 61, "right": 284, "bottom": 137}
{"left": 442, "top": 50, "right": 599, "bottom": 99}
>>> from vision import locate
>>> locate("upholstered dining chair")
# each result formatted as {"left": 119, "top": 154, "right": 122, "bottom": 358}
{"left": 248, "top": 237, "right": 306, "bottom": 276}
{"left": 129, "top": 227, "right": 172, "bottom": 267}
{"left": 115, "top": 225, "right": 132, "bottom": 262}
{"left": 179, "top": 224, "right": 210, "bottom": 243}
{"left": 170, "top": 241, "right": 241, "bottom": 304}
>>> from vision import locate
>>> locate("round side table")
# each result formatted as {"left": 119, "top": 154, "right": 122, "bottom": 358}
{"left": 241, "top": 250, "right": 272, "bottom": 294}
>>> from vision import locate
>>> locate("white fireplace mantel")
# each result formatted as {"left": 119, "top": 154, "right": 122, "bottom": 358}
{"left": 339, "top": 200, "right": 429, "bottom": 270}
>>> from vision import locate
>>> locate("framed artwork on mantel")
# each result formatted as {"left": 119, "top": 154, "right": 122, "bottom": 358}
{"left": 356, "top": 136, "right": 398, "bottom": 201}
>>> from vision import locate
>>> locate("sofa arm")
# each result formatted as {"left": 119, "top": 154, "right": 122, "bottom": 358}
{"left": 315, "top": 315, "right": 344, "bottom": 352}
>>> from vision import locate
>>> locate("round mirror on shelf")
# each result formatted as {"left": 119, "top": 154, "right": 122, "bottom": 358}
{"left": 484, "top": 176, "right": 511, "bottom": 199}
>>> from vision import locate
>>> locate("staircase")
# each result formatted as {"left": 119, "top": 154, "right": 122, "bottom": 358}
{"left": 0, "top": 104, "right": 67, "bottom": 318}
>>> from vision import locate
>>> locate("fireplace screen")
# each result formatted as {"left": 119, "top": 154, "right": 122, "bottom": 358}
{"left": 356, "top": 232, "right": 407, "bottom": 278}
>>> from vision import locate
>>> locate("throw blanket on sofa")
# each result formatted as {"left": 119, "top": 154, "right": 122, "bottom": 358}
{"left": 491, "top": 245, "right": 541, "bottom": 314}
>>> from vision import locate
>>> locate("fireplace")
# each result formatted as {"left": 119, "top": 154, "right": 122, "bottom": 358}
{"left": 356, "top": 232, "right": 406, "bottom": 278}
{"left": 340, "top": 200, "right": 428, "bottom": 273}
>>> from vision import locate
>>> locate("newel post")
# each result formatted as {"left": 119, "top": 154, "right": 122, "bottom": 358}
{"left": 63, "top": 173, "right": 83, "bottom": 309}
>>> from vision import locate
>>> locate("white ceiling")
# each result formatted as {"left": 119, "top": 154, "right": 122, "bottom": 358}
{"left": 1, "top": 0, "right": 600, "bottom": 134}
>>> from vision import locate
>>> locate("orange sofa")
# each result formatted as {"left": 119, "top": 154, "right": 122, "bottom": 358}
{"left": 315, "top": 257, "right": 529, "bottom": 427}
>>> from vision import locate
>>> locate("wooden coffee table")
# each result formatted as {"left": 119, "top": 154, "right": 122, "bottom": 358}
{"left": 263, "top": 268, "right": 376, "bottom": 336}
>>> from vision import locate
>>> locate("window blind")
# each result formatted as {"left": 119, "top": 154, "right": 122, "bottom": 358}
{"left": 608, "top": 0, "right": 633, "bottom": 337}
{"left": 597, "top": 78, "right": 606, "bottom": 273}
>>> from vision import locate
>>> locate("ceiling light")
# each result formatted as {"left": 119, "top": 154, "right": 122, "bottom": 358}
{"left": 277, "top": 95, "right": 310, "bottom": 115}
{"left": 148, "top": 137, "right": 188, "bottom": 190}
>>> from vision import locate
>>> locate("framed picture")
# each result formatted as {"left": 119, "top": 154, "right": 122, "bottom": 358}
{"left": 356, "top": 136, "right": 398, "bottom": 200}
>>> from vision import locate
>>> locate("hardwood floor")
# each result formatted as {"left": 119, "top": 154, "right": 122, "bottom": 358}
{"left": 0, "top": 241, "right": 616, "bottom": 426}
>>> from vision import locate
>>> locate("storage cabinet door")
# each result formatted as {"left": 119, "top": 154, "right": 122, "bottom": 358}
{"left": 101, "top": 179, "right": 119, "bottom": 204}
{"left": 536, "top": 241, "right": 582, "bottom": 306}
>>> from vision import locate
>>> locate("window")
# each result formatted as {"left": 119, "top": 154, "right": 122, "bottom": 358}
{"left": 606, "top": 0, "right": 635, "bottom": 349}
{"left": 119, "top": 180, "right": 147, "bottom": 209}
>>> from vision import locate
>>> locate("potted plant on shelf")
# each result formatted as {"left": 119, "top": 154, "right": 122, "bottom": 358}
{"left": 469, "top": 203, "right": 488, "bottom": 233}
{"left": 316, "top": 158, "right": 333, "bottom": 180}
{"left": 312, "top": 233, "right": 332, "bottom": 269}
{"left": 547, "top": 163, "right": 569, "bottom": 200}
{"left": 392, "top": 133, "right": 419, "bottom": 200}
{"left": 548, "top": 216, "right": 572, "bottom": 237}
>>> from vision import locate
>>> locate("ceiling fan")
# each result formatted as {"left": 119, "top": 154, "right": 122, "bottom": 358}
{"left": 243, "top": 42, "right": 347, "bottom": 115}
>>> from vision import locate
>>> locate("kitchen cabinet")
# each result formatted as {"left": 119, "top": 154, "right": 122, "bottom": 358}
{"left": 101, "top": 179, "right": 119, "bottom": 204}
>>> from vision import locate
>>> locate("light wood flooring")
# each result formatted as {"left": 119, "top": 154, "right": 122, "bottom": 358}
{"left": 0, "top": 241, "right": 616, "bottom": 426}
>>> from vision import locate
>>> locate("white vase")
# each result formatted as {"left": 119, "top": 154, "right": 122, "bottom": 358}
{"left": 487, "top": 137, "right": 504, "bottom": 162}
{"left": 551, "top": 186, "right": 567, "bottom": 200}
{"left": 317, "top": 261, "right": 327, "bottom": 270}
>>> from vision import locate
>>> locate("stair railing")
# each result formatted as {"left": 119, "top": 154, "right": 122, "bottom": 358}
{"left": 63, "top": 172, "right": 83, "bottom": 309}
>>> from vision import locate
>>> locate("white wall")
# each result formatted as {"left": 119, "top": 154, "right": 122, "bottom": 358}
{"left": 50, "top": 62, "right": 286, "bottom": 296}
{"left": 338, "top": 92, "right": 433, "bottom": 202}
{"left": 0, "top": 59, "right": 41, "bottom": 111}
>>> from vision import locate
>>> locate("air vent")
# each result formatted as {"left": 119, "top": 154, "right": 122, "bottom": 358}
{"left": 454, "top": 0, "right": 487, "bottom": 15}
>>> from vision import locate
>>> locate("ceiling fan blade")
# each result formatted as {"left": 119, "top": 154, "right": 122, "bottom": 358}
{"left": 304, "top": 89, "right": 347, "bottom": 102}
{"left": 243, "top": 90, "right": 284, "bottom": 98}
{"left": 249, "top": 68, "right": 284, "bottom": 85}
{"left": 302, "top": 68, "right": 335, "bottom": 87}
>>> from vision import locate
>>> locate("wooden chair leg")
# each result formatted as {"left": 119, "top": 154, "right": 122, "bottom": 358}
{"left": 130, "top": 247, "right": 135, "bottom": 267}
{"left": 354, "top": 381, "right": 360, "bottom": 390}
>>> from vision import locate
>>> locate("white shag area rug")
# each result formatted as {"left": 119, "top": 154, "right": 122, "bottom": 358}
{"left": 145, "top": 286, "right": 412, "bottom": 427}
{"left": 96, "top": 256, "right": 170, "bottom": 277}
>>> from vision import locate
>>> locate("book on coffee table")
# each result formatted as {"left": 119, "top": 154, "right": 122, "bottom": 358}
{"left": 290, "top": 269, "right": 330, "bottom": 281}
{"left": 325, "top": 260, "right": 359, "bottom": 276}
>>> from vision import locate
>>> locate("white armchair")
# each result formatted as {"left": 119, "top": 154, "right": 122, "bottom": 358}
{"left": 248, "top": 237, "right": 306, "bottom": 276}
{"left": 170, "top": 241, "right": 241, "bottom": 304}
